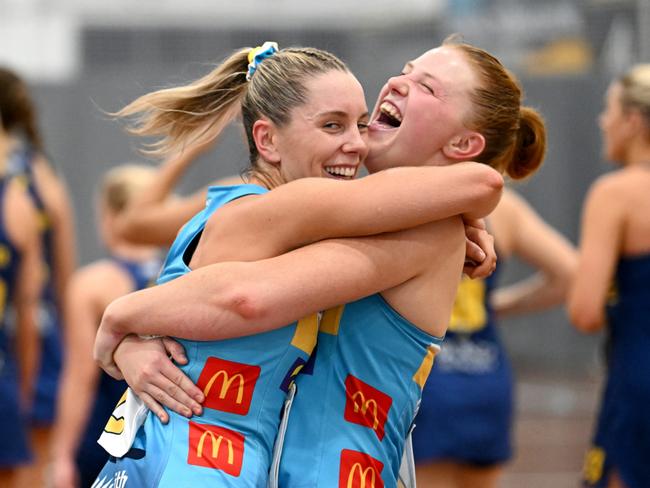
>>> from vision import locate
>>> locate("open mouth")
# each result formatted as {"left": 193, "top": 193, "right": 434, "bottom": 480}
{"left": 324, "top": 166, "right": 356, "bottom": 179}
{"left": 374, "top": 101, "right": 402, "bottom": 129}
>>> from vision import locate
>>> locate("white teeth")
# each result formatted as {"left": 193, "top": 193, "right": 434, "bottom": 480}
{"left": 325, "top": 166, "right": 356, "bottom": 177}
{"left": 380, "top": 101, "right": 403, "bottom": 122}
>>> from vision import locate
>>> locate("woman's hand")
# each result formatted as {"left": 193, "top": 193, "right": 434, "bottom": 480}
{"left": 113, "top": 335, "right": 204, "bottom": 423}
{"left": 463, "top": 218, "right": 497, "bottom": 279}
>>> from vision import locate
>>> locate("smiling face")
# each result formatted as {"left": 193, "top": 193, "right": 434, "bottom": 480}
{"left": 365, "top": 46, "right": 479, "bottom": 173}
{"left": 271, "top": 70, "right": 369, "bottom": 181}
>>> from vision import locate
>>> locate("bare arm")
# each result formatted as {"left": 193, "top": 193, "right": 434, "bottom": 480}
{"left": 568, "top": 178, "right": 623, "bottom": 333}
{"left": 33, "top": 155, "right": 77, "bottom": 318}
{"left": 96, "top": 227, "right": 437, "bottom": 372}
{"left": 211, "top": 162, "right": 503, "bottom": 260}
{"left": 50, "top": 269, "right": 104, "bottom": 487}
{"left": 113, "top": 142, "right": 232, "bottom": 245}
{"left": 491, "top": 189, "right": 577, "bottom": 317}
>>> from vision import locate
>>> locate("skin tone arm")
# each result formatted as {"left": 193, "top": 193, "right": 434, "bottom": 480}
{"left": 6, "top": 180, "right": 43, "bottom": 407}
{"left": 200, "top": 163, "right": 503, "bottom": 264}
{"left": 32, "top": 155, "right": 77, "bottom": 317}
{"left": 490, "top": 189, "right": 577, "bottom": 317}
{"left": 108, "top": 220, "right": 464, "bottom": 421}
{"left": 96, "top": 163, "right": 501, "bottom": 355}
{"left": 568, "top": 177, "right": 624, "bottom": 333}
{"left": 113, "top": 141, "right": 241, "bottom": 246}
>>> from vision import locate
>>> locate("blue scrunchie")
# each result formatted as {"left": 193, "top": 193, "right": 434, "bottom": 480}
{"left": 246, "top": 41, "right": 279, "bottom": 81}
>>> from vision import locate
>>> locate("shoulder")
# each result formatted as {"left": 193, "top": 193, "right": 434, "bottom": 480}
{"left": 4, "top": 179, "right": 38, "bottom": 249}
{"left": 582, "top": 172, "right": 629, "bottom": 215}
{"left": 587, "top": 171, "right": 629, "bottom": 199}
{"left": 31, "top": 154, "right": 71, "bottom": 217}
{"left": 69, "top": 259, "right": 134, "bottom": 304}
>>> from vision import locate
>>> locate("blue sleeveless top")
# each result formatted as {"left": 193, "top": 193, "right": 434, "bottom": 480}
{"left": 0, "top": 175, "right": 33, "bottom": 466}
{"left": 606, "top": 253, "right": 650, "bottom": 396}
{"left": 279, "top": 293, "right": 444, "bottom": 487}
{"left": 146, "top": 184, "right": 318, "bottom": 484}
{"left": 0, "top": 177, "right": 22, "bottom": 380}
{"left": 582, "top": 253, "right": 650, "bottom": 488}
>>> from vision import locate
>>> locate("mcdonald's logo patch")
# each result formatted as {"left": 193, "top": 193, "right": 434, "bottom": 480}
{"left": 279, "top": 357, "right": 306, "bottom": 393}
{"left": 187, "top": 421, "right": 244, "bottom": 476}
{"left": 196, "top": 357, "right": 260, "bottom": 415}
{"left": 339, "top": 449, "right": 384, "bottom": 488}
{"left": 344, "top": 375, "right": 392, "bottom": 441}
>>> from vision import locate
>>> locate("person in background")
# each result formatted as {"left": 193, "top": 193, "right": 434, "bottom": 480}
{"left": 50, "top": 165, "right": 163, "bottom": 488}
{"left": 569, "top": 64, "right": 650, "bottom": 488}
{"left": 413, "top": 187, "right": 577, "bottom": 488}
{"left": 0, "top": 69, "right": 43, "bottom": 488}
{"left": 0, "top": 67, "right": 77, "bottom": 488}
{"left": 113, "top": 139, "right": 243, "bottom": 247}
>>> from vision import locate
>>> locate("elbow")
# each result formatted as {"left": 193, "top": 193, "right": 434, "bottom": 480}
{"left": 568, "top": 304, "right": 604, "bottom": 334}
{"left": 223, "top": 285, "right": 270, "bottom": 324}
{"left": 99, "top": 298, "right": 124, "bottom": 335}
{"left": 483, "top": 168, "right": 504, "bottom": 207}
{"left": 468, "top": 167, "right": 504, "bottom": 218}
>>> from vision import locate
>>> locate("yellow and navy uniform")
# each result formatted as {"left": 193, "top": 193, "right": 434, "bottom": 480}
{"left": 8, "top": 145, "right": 63, "bottom": 426}
{"left": 94, "top": 184, "right": 317, "bottom": 487}
{"left": 412, "top": 268, "right": 514, "bottom": 465}
{"left": 583, "top": 254, "right": 650, "bottom": 488}
{"left": 0, "top": 176, "right": 32, "bottom": 468}
{"left": 278, "top": 294, "right": 443, "bottom": 487}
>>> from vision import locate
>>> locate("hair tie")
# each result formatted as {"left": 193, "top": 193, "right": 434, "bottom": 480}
{"left": 247, "top": 41, "right": 279, "bottom": 81}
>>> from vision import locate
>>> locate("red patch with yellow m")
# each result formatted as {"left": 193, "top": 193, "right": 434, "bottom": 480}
{"left": 196, "top": 357, "right": 260, "bottom": 415}
{"left": 187, "top": 421, "right": 244, "bottom": 476}
{"left": 344, "top": 374, "right": 392, "bottom": 440}
{"left": 339, "top": 449, "right": 384, "bottom": 488}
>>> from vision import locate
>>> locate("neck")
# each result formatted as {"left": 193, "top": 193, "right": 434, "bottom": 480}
{"left": 624, "top": 141, "right": 650, "bottom": 167}
{"left": 249, "top": 163, "right": 285, "bottom": 190}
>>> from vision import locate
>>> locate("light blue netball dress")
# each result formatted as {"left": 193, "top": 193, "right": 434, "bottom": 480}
{"left": 278, "top": 293, "right": 444, "bottom": 487}
{"left": 412, "top": 267, "right": 514, "bottom": 466}
{"left": 582, "top": 254, "right": 650, "bottom": 488}
{"left": 93, "top": 184, "right": 318, "bottom": 487}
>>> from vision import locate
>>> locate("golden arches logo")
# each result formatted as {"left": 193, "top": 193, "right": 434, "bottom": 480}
{"left": 347, "top": 463, "right": 377, "bottom": 488}
{"left": 351, "top": 391, "right": 379, "bottom": 430}
{"left": 203, "top": 370, "right": 245, "bottom": 404}
{"left": 196, "top": 430, "right": 234, "bottom": 465}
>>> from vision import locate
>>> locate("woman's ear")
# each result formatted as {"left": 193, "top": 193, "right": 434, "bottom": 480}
{"left": 442, "top": 130, "right": 485, "bottom": 160}
{"left": 252, "top": 119, "right": 281, "bottom": 164}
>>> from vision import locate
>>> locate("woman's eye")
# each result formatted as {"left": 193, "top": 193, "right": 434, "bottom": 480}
{"left": 358, "top": 122, "right": 369, "bottom": 132}
{"left": 324, "top": 122, "right": 341, "bottom": 130}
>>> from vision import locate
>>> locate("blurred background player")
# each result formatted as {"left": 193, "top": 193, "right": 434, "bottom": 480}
{"left": 413, "top": 187, "right": 577, "bottom": 488}
{"left": 0, "top": 69, "right": 43, "bottom": 488}
{"left": 50, "top": 164, "right": 162, "bottom": 488}
{"left": 0, "top": 67, "right": 77, "bottom": 487}
{"left": 569, "top": 64, "right": 650, "bottom": 488}
{"left": 113, "top": 140, "right": 243, "bottom": 247}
